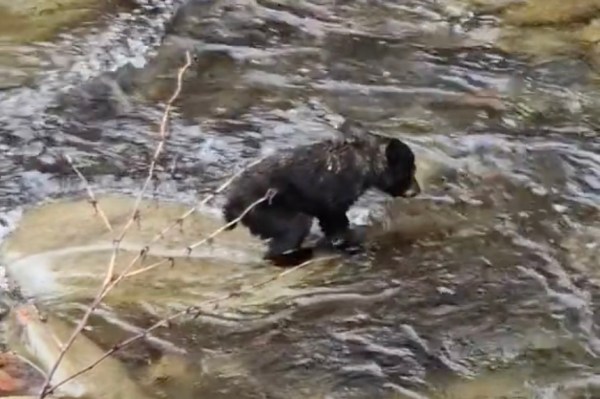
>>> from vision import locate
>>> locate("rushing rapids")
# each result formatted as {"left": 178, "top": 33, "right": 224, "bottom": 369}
{"left": 0, "top": 0, "right": 599, "bottom": 398}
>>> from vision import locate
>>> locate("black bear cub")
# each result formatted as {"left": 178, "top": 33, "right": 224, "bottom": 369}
{"left": 222, "top": 132, "right": 420, "bottom": 267}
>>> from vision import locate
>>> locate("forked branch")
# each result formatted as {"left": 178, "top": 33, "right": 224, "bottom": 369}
{"left": 64, "top": 154, "right": 113, "bottom": 233}
{"left": 38, "top": 51, "right": 193, "bottom": 398}
{"left": 43, "top": 253, "right": 340, "bottom": 396}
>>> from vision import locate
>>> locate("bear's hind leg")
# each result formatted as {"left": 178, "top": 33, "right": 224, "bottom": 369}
{"left": 265, "top": 213, "right": 314, "bottom": 267}
{"left": 245, "top": 208, "right": 314, "bottom": 267}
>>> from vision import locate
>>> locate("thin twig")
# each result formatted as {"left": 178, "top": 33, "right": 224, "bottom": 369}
{"left": 109, "top": 155, "right": 267, "bottom": 282}
{"left": 98, "top": 158, "right": 267, "bottom": 293}
{"left": 186, "top": 189, "right": 275, "bottom": 254}
{"left": 38, "top": 51, "right": 193, "bottom": 399}
{"left": 40, "top": 150, "right": 266, "bottom": 397}
{"left": 123, "top": 258, "right": 170, "bottom": 279}
{"left": 81, "top": 176, "right": 270, "bottom": 310}
{"left": 44, "top": 254, "right": 340, "bottom": 396}
{"left": 64, "top": 154, "right": 113, "bottom": 233}
{"left": 123, "top": 190, "right": 273, "bottom": 279}
{"left": 150, "top": 156, "right": 265, "bottom": 245}
{"left": 115, "top": 50, "right": 192, "bottom": 245}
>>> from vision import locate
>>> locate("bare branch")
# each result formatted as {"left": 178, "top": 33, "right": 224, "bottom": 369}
{"left": 64, "top": 154, "right": 113, "bottom": 233}
{"left": 39, "top": 154, "right": 268, "bottom": 397}
{"left": 38, "top": 51, "right": 193, "bottom": 399}
{"left": 115, "top": 50, "right": 193, "bottom": 244}
{"left": 187, "top": 188, "right": 275, "bottom": 254}
{"left": 98, "top": 155, "right": 268, "bottom": 285}
{"left": 111, "top": 189, "right": 274, "bottom": 289}
{"left": 150, "top": 155, "right": 265, "bottom": 245}
{"left": 123, "top": 258, "right": 166, "bottom": 278}
{"left": 44, "top": 253, "right": 340, "bottom": 396}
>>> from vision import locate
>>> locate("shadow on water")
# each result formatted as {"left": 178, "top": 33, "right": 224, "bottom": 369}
{"left": 0, "top": 0, "right": 600, "bottom": 398}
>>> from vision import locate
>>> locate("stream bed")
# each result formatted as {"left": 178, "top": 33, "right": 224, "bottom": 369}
{"left": 0, "top": 0, "right": 599, "bottom": 398}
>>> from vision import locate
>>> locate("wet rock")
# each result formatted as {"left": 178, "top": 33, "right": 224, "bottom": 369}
{"left": 142, "top": 353, "right": 197, "bottom": 397}
{"left": 54, "top": 72, "right": 135, "bottom": 121}
{"left": 431, "top": 368, "right": 536, "bottom": 398}
{"left": 0, "top": 351, "right": 45, "bottom": 396}
{"left": 552, "top": 376, "right": 600, "bottom": 399}
{"left": 168, "top": 0, "right": 327, "bottom": 47}
{"left": 0, "top": 0, "right": 137, "bottom": 43}
{"left": 502, "top": 0, "right": 600, "bottom": 26}
{"left": 428, "top": 88, "right": 507, "bottom": 119}
{"left": 440, "top": 0, "right": 600, "bottom": 67}
{"left": 0, "top": 297, "right": 10, "bottom": 318}
{"left": 562, "top": 225, "right": 600, "bottom": 285}
{"left": 5, "top": 303, "right": 155, "bottom": 398}
{"left": 0, "top": 195, "right": 341, "bottom": 316}
{"left": 579, "top": 18, "right": 600, "bottom": 42}
{"left": 0, "top": 0, "right": 141, "bottom": 92}
{"left": 438, "top": 0, "right": 521, "bottom": 16}
{"left": 496, "top": 26, "right": 578, "bottom": 60}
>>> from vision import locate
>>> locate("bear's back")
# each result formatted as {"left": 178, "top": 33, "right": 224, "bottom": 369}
{"left": 228, "top": 138, "right": 381, "bottom": 211}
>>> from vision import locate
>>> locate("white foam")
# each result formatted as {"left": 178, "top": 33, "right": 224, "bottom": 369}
{"left": 0, "top": 206, "right": 23, "bottom": 244}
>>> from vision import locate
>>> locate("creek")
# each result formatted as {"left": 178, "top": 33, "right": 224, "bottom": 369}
{"left": 0, "top": 1, "right": 599, "bottom": 398}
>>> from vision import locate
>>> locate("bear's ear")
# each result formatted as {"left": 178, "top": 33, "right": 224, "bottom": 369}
{"left": 385, "top": 138, "right": 411, "bottom": 167}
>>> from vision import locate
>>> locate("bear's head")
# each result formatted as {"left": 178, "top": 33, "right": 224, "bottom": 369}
{"left": 375, "top": 138, "right": 421, "bottom": 198}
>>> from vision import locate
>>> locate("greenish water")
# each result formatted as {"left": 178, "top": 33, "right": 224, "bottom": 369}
{"left": 0, "top": 1, "right": 599, "bottom": 398}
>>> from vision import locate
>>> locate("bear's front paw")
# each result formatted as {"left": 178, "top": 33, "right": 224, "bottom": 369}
{"left": 329, "top": 227, "right": 366, "bottom": 253}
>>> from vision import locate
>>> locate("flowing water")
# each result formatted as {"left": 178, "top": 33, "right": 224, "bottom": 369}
{"left": 0, "top": 0, "right": 599, "bottom": 398}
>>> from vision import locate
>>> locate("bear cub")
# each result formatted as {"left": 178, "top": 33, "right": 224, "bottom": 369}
{"left": 222, "top": 131, "right": 420, "bottom": 267}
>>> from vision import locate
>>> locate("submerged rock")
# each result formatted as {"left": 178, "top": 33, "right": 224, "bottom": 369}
{"left": 502, "top": 0, "right": 600, "bottom": 26}
{"left": 0, "top": 0, "right": 138, "bottom": 96}
{"left": 439, "top": 0, "right": 600, "bottom": 70}
{"left": 0, "top": 0, "right": 135, "bottom": 43}
{"left": 428, "top": 368, "right": 536, "bottom": 398}
{"left": 0, "top": 351, "right": 45, "bottom": 396}
{"left": 0, "top": 195, "right": 341, "bottom": 316}
{"left": 5, "top": 303, "right": 155, "bottom": 398}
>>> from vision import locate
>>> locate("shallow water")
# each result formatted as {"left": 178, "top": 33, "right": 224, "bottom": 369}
{"left": 0, "top": 0, "right": 599, "bottom": 398}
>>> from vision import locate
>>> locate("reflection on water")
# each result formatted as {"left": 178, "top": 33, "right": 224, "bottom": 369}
{"left": 0, "top": 0, "right": 600, "bottom": 398}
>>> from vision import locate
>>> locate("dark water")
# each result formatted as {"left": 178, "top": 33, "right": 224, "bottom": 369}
{"left": 1, "top": 0, "right": 600, "bottom": 398}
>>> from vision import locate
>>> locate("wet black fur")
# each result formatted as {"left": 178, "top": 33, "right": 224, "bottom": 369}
{"left": 222, "top": 134, "right": 420, "bottom": 267}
